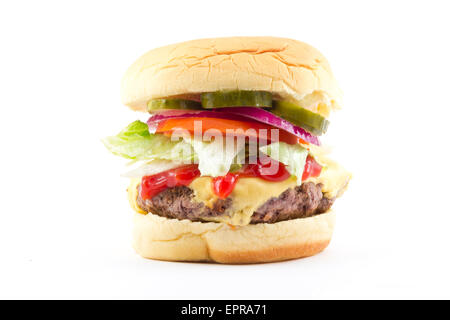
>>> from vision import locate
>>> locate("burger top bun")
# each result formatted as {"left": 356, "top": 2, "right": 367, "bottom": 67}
{"left": 121, "top": 37, "right": 342, "bottom": 116}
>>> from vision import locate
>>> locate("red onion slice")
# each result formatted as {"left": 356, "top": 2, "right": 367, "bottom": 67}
{"left": 147, "top": 108, "right": 320, "bottom": 145}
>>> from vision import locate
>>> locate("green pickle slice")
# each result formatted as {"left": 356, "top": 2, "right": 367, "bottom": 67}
{"left": 201, "top": 91, "right": 272, "bottom": 108}
{"left": 147, "top": 99, "right": 202, "bottom": 112}
{"left": 273, "top": 100, "right": 329, "bottom": 135}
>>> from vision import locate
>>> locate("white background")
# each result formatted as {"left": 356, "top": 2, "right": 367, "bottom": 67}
{"left": 1, "top": 0, "right": 449, "bottom": 299}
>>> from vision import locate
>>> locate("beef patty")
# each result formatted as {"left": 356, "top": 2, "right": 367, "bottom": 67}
{"left": 136, "top": 182, "right": 334, "bottom": 224}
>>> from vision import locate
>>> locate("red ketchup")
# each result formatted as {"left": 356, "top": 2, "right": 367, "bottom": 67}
{"left": 140, "top": 156, "right": 322, "bottom": 200}
{"left": 140, "top": 165, "right": 201, "bottom": 200}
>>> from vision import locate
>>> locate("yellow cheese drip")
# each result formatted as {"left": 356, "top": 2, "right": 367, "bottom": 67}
{"left": 189, "top": 176, "right": 297, "bottom": 226}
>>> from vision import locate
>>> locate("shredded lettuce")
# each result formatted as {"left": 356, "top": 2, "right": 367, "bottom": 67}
{"left": 103, "top": 120, "right": 244, "bottom": 177}
{"left": 121, "top": 159, "right": 185, "bottom": 178}
{"left": 104, "top": 121, "right": 311, "bottom": 180}
{"left": 259, "top": 142, "right": 309, "bottom": 184}
{"left": 102, "top": 121, "right": 193, "bottom": 161}
{"left": 229, "top": 163, "right": 243, "bottom": 173}
{"left": 189, "top": 136, "right": 245, "bottom": 177}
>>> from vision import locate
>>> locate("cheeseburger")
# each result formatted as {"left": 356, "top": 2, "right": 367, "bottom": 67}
{"left": 104, "top": 37, "right": 351, "bottom": 263}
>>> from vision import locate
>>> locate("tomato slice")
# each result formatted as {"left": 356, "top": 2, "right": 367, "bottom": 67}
{"left": 155, "top": 117, "right": 305, "bottom": 145}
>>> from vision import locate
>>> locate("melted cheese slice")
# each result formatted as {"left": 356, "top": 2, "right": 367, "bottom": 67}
{"left": 128, "top": 156, "right": 351, "bottom": 226}
{"left": 189, "top": 176, "right": 297, "bottom": 226}
{"left": 306, "top": 150, "right": 352, "bottom": 199}
{"left": 128, "top": 178, "right": 146, "bottom": 214}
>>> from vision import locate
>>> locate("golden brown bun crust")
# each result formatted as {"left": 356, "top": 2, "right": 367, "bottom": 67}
{"left": 132, "top": 211, "right": 335, "bottom": 264}
{"left": 121, "top": 37, "right": 342, "bottom": 113}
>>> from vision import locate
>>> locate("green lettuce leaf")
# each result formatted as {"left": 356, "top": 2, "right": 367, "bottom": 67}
{"left": 102, "top": 120, "right": 193, "bottom": 161}
{"left": 103, "top": 121, "right": 242, "bottom": 177}
{"left": 259, "top": 142, "right": 309, "bottom": 184}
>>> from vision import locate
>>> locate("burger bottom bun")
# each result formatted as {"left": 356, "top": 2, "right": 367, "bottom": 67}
{"left": 132, "top": 211, "right": 335, "bottom": 264}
